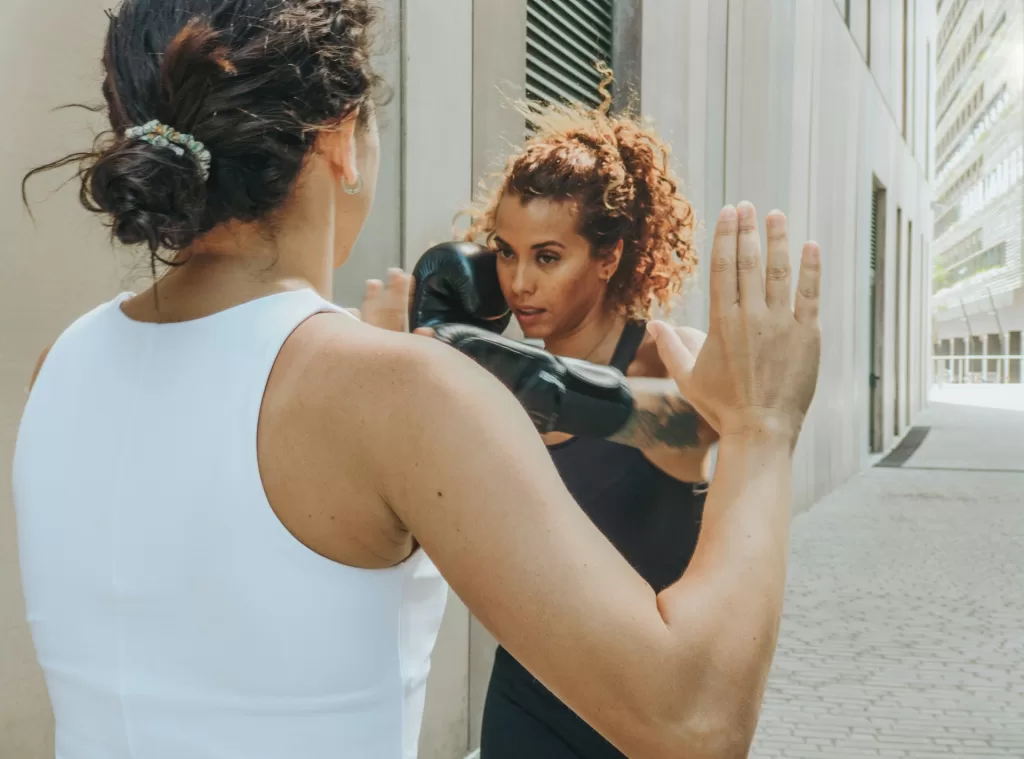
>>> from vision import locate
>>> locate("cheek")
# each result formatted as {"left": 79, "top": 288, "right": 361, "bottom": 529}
{"left": 545, "top": 261, "right": 605, "bottom": 316}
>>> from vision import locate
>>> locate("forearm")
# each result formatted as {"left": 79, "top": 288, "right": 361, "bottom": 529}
{"left": 608, "top": 378, "right": 716, "bottom": 481}
{"left": 651, "top": 433, "right": 793, "bottom": 752}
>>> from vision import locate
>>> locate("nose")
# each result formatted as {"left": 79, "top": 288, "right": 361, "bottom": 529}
{"left": 510, "top": 260, "right": 535, "bottom": 298}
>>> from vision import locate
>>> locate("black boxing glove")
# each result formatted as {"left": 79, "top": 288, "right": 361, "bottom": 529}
{"left": 410, "top": 241, "right": 512, "bottom": 333}
{"left": 434, "top": 323, "right": 634, "bottom": 438}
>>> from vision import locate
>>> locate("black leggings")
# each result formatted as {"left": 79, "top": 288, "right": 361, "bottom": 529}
{"left": 480, "top": 647, "right": 626, "bottom": 759}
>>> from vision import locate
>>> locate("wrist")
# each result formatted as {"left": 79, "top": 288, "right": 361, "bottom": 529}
{"left": 718, "top": 408, "right": 801, "bottom": 453}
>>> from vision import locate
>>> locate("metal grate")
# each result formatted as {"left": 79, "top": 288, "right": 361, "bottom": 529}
{"left": 525, "top": 0, "right": 615, "bottom": 110}
{"left": 870, "top": 186, "right": 881, "bottom": 280}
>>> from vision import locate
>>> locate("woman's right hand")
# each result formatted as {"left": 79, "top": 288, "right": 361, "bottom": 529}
{"left": 651, "top": 202, "right": 821, "bottom": 449}
{"left": 351, "top": 268, "right": 414, "bottom": 333}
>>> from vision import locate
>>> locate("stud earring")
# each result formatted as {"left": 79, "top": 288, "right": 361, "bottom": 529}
{"left": 342, "top": 173, "right": 363, "bottom": 195}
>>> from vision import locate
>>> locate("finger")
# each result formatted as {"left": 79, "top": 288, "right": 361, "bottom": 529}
{"left": 794, "top": 242, "right": 821, "bottom": 326}
{"left": 709, "top": 205, "right": 739, "bottom": 322}
{"left": 361, "top": 279, "right": 383, "bottom": 325}
{"left": 414, "top": 327, "right": 436, "bottom": 338}
{"left": 384, "top": 269, "right": 412, "bottom": 331}
{"left": 673, "top": 326, "right": 707, "bottom": 356}
{"left": 648, "top": 321, "right": 697, "bottom": 389}
{"left": 765, "top": 210, "right": 792, "bottom": 311}
{"left": 736, "top": 201, "right": 765, "bottom": 307}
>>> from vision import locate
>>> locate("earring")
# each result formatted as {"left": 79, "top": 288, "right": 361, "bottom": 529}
{"left": 342, "top": 173, "right": 363, "bottom": 195}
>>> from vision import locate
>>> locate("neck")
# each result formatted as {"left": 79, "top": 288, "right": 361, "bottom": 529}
{"left": 544, "top": 306, "right": 627, "bottom": 365}
{"left": 137, "top": 182, "right": 348, "bottom": 318}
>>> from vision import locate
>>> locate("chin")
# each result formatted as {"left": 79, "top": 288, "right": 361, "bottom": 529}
{"left": 517, "top": 320, "right": 553, "bottom": 341}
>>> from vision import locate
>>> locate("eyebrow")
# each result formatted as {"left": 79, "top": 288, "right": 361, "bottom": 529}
{"left": 493, "top": 236, "right": 566, "bottom": 250}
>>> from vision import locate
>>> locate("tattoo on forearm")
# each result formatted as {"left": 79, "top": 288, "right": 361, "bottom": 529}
{"left": 610, "top": 393, "right": 702, "bottom": 450}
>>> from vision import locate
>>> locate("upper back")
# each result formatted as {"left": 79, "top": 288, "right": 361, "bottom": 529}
{"left": 13, "top": 290, "right": 447, "bottom": 759}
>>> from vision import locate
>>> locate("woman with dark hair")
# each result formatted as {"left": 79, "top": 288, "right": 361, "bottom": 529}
{"left": 14, "top": 2, "right": 823, "bottom": 758}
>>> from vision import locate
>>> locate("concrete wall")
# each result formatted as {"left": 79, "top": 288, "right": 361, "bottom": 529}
{"left": 630, "top": 0, "right": 934, "bottom": 507}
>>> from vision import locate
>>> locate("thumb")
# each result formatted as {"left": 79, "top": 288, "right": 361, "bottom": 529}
{"left": 648, "top": 321, "right": 696, "bottom": 387}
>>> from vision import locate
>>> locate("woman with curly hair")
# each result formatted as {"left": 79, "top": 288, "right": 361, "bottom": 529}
{"left": 472, "top": 76, "right": 716, "bottom": 758}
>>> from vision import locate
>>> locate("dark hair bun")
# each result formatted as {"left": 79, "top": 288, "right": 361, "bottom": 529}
{"left": 24, "top": 0, "right": 385, "bottom": 262}
{"left": 88, "top": 138, "right": 208, "bottom": 253}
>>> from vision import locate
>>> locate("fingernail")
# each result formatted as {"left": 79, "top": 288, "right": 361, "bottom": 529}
{"left": 738, "top": 202, "right": 753, "bottom": 221}
{"left": 720, "top": 205, "right": 736, "bottom": 222}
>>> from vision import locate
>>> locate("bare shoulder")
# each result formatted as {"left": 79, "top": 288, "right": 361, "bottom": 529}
{"left": 259, "top": 312, "right": 518, "bottom": 568}
{"left": 279, "top": 311, "right": 495, "bottom": 416}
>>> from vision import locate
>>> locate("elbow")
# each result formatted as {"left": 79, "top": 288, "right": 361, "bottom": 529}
{"left": 635, "top": 702, "right": 759, "bottom": 759}
{"left": 624, "top": 634, "right": 769, "bottom": 758}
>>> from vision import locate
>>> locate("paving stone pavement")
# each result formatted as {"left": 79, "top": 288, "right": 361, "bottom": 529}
{"left": 749, "top": 392, "right": 1024, "bottom": 759}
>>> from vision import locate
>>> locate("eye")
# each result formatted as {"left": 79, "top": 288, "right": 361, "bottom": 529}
{"left": 536, "top": 251, "right": 560, "bottom": 265}
{"left": 496, "top": 246, "right": 515, "bottom": 261}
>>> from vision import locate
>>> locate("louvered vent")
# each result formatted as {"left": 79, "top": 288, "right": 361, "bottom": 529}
{"left": 526, "top": 0, "right": 615, "bottom": 110}
{"left": 870, "top": 185, "right": 882, "bottom": 281}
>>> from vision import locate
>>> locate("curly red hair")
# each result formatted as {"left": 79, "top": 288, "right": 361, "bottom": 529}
{"left": 464, "top": 67, "right": 697, "bottom": 320}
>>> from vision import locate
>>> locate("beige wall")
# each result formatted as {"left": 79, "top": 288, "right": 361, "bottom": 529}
{"left": 1, "top": 2, "right": 133, "bottom": 755}
{"left": 0, "top": 1, "right": 480, "bottom": 756}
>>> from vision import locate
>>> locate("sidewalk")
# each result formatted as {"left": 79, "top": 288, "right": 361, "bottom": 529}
{"left": 750, "top": 386, "right": 1024, "bottom": 758}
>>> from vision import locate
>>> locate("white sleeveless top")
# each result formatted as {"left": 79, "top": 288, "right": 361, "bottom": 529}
{"left": 13, "top": 290, "right": 449, "bottom": 759}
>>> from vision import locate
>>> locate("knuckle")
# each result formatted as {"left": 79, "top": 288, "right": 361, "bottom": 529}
{"left": 766, "top": 264, "right": 790, "bottom": 281}
{"left": 711, "top": 257, "right": 734, "bottom": 273}
{"left": 736, "top": 255, "right": 759, "bottom": 272}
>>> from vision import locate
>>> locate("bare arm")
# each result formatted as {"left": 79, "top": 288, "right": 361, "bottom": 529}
{"left": 609, "top": 376, "right": 717, "bottom": 482}
{"left": 354, "top": 204, "right": 821, "bottom": 757}
{"left": 369, "top": 341, "right": 788, "bottom": 758}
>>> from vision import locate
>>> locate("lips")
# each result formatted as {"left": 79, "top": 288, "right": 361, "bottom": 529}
{"left": 514, "top": 307, "right": 547, "bottom": 329}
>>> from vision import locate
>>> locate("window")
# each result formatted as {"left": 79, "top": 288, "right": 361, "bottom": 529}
{"left": 935, "top": 228, "right": 983, "bottom": 272}
{"left": 960, "top": 145, "right": 1024, "bottom": 222}
{"left": 942, "top": 242, "right": 1007, "bottom": 288}
{"left": 937, "top": 0, "right": 967, "bottom": 60}
{"left": 901, "top": 0, "right": 909, "bottom": 137}
{"left": 936, "top": 11, "right": 984, "bottom": 117}
{"left": 937, "top": 86, "right": 982, "bottom": 160}
{"left": 938, "top": 84, "right": 1011, "bottom": 181}
{"left": 926, "top": 40, "right": 932, "bottom": 178}
{"left": 525, "top": 0, "right": 615, "bottom": 111}
{"left": 938, "top": 157, "right": 983, "bottom": 208}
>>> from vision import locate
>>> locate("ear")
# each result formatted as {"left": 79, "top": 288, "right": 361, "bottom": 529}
{"left": 319, "top": 109, "right": 361, "bottom": 186}
{"left": 598, "top": 239, "right": 624, "bottom": 282}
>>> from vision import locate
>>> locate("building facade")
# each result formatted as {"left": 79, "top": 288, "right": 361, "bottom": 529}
{"left": 0, "top": 1, "right": 935, "bottom": 758}
{"left": 931, "top": 0, "right": 1024, "bottom": 383}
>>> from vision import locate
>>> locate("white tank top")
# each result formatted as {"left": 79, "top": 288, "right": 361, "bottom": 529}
{"left": 13, "top": 290, "right": 449, "bottom": 759}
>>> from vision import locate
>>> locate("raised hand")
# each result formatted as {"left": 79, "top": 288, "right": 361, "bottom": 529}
{"left": 651, "top": 202, "right": 821, "bottom": 449}
{"left": 353, "top": 268, "right": 413, "bottom": 332}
